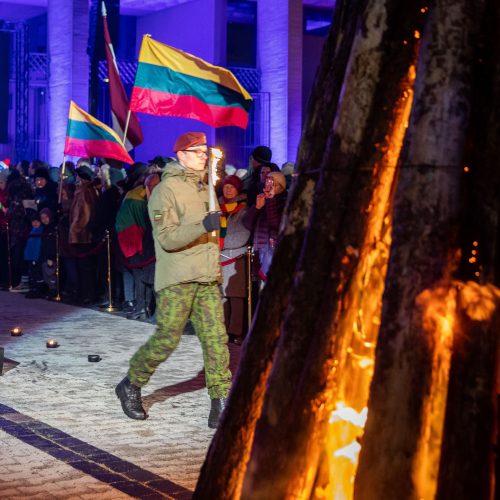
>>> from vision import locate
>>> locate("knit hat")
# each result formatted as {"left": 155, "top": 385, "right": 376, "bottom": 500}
{"left": 222, "top": 175, "right": 242, "bottom": 193}
{"left": 148, "top": 156, "right": 169, "bottom": 168}
{"left": 251, "top": 145, "right": 272, "bottom": 164}
{"left": 173, "top": 132, "right": 207, "bottom": 152}
{"left": 125, "top": 162, "right": 148, "bottom": 184}
{"left": 268, "top": 171, "right": 286, "bottom": 192}
{"left": 76, "top": 165, "right": 94, "bottom": 181}
{"left": 40, "top": 207, "right": 54, "bottom": 222}
{"left": 34, "top": 167, "right": 50, "bottom": 181}
{"left": 30, "top": 212, "right": 41, "bottom": 222}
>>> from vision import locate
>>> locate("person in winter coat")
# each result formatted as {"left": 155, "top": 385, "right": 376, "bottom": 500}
{"left": 241, "top": 145, "right": 273, "bottom": 206}
{"left": 0, "top": 169, "right": 9, "bottom": 286}
{"left": 69, "top": 164, "right": 99, "bottom": 304}
{"left": 115, "top": 162, "right": 155, "bottom": 320}
{"left": 243, "top": 170, "right": 287, "bottom": 287}
{"left": 23, "top": 212, "right": 44, "bottom": 298}
{"left": 6, "top": 170, "right": 33, "bottom": 290}
{"left": 90, "top": 163, "right": 125, "bottom": 306}
{"left": 115, "top": 132, "right": 231, "bottom": 429}
{"left": 219, "top": 175, "right": 250, "bottom": 344}
{"left": 40, "top": 208, "right": 57, "bottom": 297}
{"left": 33, "top": 167, "right": 58, "bottom": 215}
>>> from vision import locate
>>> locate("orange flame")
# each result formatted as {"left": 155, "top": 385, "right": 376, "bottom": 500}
{"left": 209, "top": 147, "right": 223, "bottom": 186}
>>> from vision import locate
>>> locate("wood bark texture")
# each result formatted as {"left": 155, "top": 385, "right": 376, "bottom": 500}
{"left": 436, "top": 0, "right": 500, "bottom": 497}
{"left": 241, "top": 0, "right": 425, "bottom": 498}
{"left": 354, "top": 1, "right": 484, "bottom": 499}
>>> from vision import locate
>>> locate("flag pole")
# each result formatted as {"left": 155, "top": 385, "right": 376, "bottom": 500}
{"left": 122, "top": 110, "right": 131, "bottom": 146}
{"left": 58, "top": 155, "right": 67, "bottom": 205}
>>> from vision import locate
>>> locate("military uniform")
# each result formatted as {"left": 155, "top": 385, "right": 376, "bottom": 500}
{"left": 127, "top": 160, "right": 231, "bottom": 400}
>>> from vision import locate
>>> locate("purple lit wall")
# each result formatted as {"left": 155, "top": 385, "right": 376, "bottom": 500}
{"left": 133, "top": 0, "right": 226, "bottom": 162}
{"left": 258, "top": 0, "right": 303, "bottom": 166}
{"left": 47, "top": 0, "right": 89, "bottom": 166}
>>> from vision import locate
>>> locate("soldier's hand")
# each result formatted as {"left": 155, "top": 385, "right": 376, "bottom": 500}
{"left": 202, "top": 212, "right": 221, "bottom": 232}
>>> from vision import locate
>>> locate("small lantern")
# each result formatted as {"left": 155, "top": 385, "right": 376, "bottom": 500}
{"left": 10, "top": 327, "right": 23, "bottom": 337}
{"left": 46, "top": 339, "right": 59, "bottom": 348}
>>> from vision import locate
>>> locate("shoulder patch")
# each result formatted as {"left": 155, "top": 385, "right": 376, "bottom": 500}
{"left": 153, "top": 210, "right": 163, "bottom": 222}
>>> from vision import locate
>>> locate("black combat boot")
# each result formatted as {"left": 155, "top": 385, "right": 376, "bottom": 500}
{"left": 208, "top": 398, "right": 227, "bottom": 429}
{"left": 115, "top": 377, "right": 148, "bottom": 420}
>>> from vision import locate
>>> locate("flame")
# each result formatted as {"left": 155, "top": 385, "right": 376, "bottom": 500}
{"left": 209, "top": 147, "right": 223, "bottom": 186}
{"left": 333, "top": 441, "right": 362, "bottom": 465}
{"left": 330, "top": 403, "right": 368, "bottom": 428}
{"left": 457, "top": 281, "right": 500, "bottom": 321}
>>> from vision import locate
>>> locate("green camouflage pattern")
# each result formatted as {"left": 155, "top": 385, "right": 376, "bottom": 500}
{"left": 128, "top": 282, "right": 231, "bottom": 399}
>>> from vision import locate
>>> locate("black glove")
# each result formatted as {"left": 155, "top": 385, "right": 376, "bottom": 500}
{"left": 202, "top": 212, "right": 221, "bottom": 232}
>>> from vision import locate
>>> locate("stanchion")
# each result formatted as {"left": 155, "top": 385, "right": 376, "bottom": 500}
{"left": 52, "top": 226, "right": 62, "bottom": 301}
{"left": 247, "top": 245, "right": 253, "bottom": 330}
{"left": 6, "top": 220, "right": 13, "bottom": 290}
{"left": 100, "top": 229, "right": 120, "bottom": 312}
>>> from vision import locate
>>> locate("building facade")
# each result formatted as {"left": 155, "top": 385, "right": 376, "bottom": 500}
{"left": 0, "top": 0, "right": 333, "bottom": 168}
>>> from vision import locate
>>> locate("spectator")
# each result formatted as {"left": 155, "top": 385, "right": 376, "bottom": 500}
{"left": 219, "top": 175, "right": 251, "bottom": 344}
{"left": 7, "top": 170, "right": 33, "bottom": 291}
{"left": 40, "top": 208, "right": 57, "bottom": 297}
{"left": 115, "top": 162, "right": 153, "bottom": 320}
{"left": 33, "top": 167, "right": 58, "bottom": 215}
{"left": 243, "top": 170, "right": 287, "bottom": 287}
{"left": 0, "top": 169, "right": 9, "bottom": 286}
{"left": 24, "top": 212, "right": 44, "bottom": 298}
{"left": 69, "top": 164, "right": 99, "bottom": 304}
{"left": 242, "top": 145, "right": 272, "bottom": 206}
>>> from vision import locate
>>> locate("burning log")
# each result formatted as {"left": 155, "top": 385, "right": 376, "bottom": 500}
{"left": 355, "top": 1, "right": 486, "bottom": 498}
{"left": 436, "top": 283, "right": 500, "bottom": 500}
{"left": 239, "top": 1, "right": 424, "bottom": 498}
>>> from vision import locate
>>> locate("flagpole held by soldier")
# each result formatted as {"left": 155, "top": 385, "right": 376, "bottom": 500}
{"left": 115, "top": 131, "right": 232, "bottom": 428}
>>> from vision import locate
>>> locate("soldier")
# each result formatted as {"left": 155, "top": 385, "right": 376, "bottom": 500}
{"left": 115, "top": 132, "right": 231, "bottom": 428}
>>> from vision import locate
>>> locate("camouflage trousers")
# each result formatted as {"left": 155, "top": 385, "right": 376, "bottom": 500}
{"left": 128, "top": 282, "right": 231, "bottom": 399}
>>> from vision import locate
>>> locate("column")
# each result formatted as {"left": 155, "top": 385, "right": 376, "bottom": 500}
{"left": 257, "top": 0, "right": 303, "bottom": 166}
{"left": 47, "top": 0, "right": 89, "bottom": 166}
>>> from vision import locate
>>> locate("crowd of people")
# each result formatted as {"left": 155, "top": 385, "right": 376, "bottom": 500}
{"left": 0, "top": 142, "right": 295, "bottom": 346}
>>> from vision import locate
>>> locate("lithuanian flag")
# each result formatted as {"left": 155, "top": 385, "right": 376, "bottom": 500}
{"left": 130, "top": 36, "right": 252, "bottom": 129}
{"left": 64, "top": 101, "right": 134, "bottom": 164}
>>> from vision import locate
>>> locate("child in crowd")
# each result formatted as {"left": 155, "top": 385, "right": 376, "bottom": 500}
{"left": 24, "top": 212, "right": 44, "bottom": 298}
{"left": 40, "top": 208, "right": 57, "bottom": 297}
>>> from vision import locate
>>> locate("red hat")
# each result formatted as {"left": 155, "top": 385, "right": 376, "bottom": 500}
{"left": 173, "top": 132, "right": 207, "bottom": 152}
{"left": 222, "top": 175, "right": 242, "bottom": 193}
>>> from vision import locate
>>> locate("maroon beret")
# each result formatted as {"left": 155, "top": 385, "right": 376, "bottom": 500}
{"left": 173, "top": 132, "right": 207, "bottom": 152}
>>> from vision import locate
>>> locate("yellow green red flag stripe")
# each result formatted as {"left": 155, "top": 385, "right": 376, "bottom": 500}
{"left": 130, "top": 36, "right": 252, "bottom": 129}
{"left": 64, "top": 101, "right": 134, "bottom": 164}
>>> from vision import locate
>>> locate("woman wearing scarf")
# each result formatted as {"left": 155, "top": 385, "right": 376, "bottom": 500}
{"left": 219, "top": 175, "right": 251, "bottom": 345}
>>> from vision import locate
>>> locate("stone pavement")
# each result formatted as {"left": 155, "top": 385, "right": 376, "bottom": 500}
{"left": 0, "top": 291, "right": 241, "bottom": 499}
